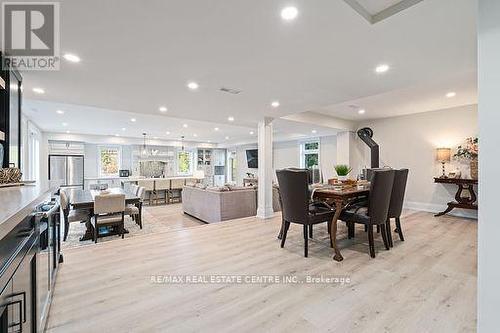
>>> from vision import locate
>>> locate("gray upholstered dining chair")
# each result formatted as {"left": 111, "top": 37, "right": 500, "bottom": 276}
{"left": 276, "top": 168, "right": 336, "bottom": 257}
{"left": 60, "top": 189, "right": 91, "bottom": 241}
{"left": 339, "top": 169, "right": 395, "bottom": 258}
{"left": 385, "top": 169, "right": 409, "bottom": 247}
{"left": 125, "top": 187, "right": 144, "bottom": 229}
{"left": 92, "top": 193, "right": 126, "bottom": 243}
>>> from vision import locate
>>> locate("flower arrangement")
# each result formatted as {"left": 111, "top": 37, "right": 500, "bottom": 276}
{"left": 454, "top": 137, "right": 478, "bottom": 160}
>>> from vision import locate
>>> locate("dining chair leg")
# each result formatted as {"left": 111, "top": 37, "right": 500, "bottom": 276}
{"left": 94, "top": 216, "right": 98, "bottom": 244}
{"left": 121, "top": 213, "right": 125, "bottom": 239}
{"left": 367, "top": 225, "right": 375, "bottom": 258}
{"left": 309, "top": 224, "right": 313, "bottom": 239}
{"left": 380, "top": 223, "right": 390, "bottom": 250}
{"left": 376, "top": 225, "right": 380, "bottom": 233}
{"left": 303, "top": 224, "right": 309, "bottom": 258}
{"left": 348, "top": 222, "right": 355, "bottom": 239}
{"left": 277, "top": 217, "right": 285, "bottom": 239}
{"left": 138, "top": 203, "right": 143, "bottom": 229}
{"left": 364, "top": 225, "right": 368, "bottom": 232}
{"left": 386, "top": 218, "right": 393, "bottom": 247}
{"left": 395, "top": 217, "right": 405, "bottom": 241}
{"left": 280, "top": 221, "right": 290, "bottom": 248}
{"left": 63, "top": 219, "right": 69, "bottom": 241}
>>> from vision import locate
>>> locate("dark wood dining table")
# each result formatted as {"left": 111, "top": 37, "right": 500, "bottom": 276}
{"left": 69, "top": 188, "right": 140, "bottom": 241}
{"left": 313, "top": 185, "right": 370, "bottom": 262}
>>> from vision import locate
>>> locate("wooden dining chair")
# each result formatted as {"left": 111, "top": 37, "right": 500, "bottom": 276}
{"left": 339, "top": 169, "right": 395, "bottom": 258}
{"left": 92, "top": 193, "right": 126, "bottom": 243}
{"left": 169, "top": 178, "right": 185, "bottom": 204}
{"left": 276, "top": 169, "right": 335, "bottom": 257}
{"left": 385, "top": 169, "right": 409, "bottom": 247}
{"left": 60, "top": 189, "right": 91, "bottom": 241}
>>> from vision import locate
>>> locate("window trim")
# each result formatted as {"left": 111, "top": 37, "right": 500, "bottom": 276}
{"left": 98, "top": 146, "right": 122, "bottom": 177}
{"left": 300, "top": 139, "right": 321, "bottom": 169}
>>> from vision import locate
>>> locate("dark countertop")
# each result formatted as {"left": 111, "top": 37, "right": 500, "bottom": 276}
{"left": 0, "top": 184, "right": 53, "bottom": 240}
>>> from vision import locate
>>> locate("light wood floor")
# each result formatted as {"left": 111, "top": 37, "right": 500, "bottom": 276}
{"left": 46, "top": 210, "right": 477, "bottom": 333}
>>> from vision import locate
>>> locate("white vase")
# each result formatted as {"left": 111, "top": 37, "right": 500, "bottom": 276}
{"left": 338, "top": 175, "right": 348, "bottom": 181}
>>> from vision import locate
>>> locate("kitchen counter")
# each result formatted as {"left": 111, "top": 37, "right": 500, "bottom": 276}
{"left": 0, "top": 184, "right": 53, "bottom": 240}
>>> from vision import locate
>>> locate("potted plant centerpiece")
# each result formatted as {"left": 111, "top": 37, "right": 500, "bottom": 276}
{"left": 454, "top": 137, "right": 478, "bottom": 179}
{"left": 334, "top": 164, "right": 352, "bottom": 182}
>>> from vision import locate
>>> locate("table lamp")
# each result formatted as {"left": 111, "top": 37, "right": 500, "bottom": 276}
{"left": 436, "top": 148, "right": 451, "bottom": 178}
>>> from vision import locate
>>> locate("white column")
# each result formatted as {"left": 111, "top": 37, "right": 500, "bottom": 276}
{"left": 336, "top": 131, "right": 361, "bottom": 177}
{"left": 478, "top": 1, "right": 500, "bottom": 331}
{"left": 256, "top": 117, "right": 274, "bottom": 219}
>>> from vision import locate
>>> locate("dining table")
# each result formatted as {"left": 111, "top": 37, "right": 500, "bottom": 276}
{"left": 312, "top": 184, "right": 370, "bottom": 262}
{"left": 68, "top": 187, "right": 140, "bottom": 241}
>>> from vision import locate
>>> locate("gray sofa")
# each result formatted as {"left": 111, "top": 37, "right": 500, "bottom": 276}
{"left": 182, "top": 185, "right": 281, "bottom": 223}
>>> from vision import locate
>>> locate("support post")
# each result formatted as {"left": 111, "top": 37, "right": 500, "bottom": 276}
{"left": 256, "top": 117, "right": 274, "bottom": 219}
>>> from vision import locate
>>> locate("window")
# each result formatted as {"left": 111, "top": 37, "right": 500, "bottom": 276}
{"left": 300, "top": 140, "right": 320, "bottom": 169}
{"left": 99, "top": 147, "right": 121, "bottom": 177}
{"left": 177, "top": 150, "right": 193, "bottom": 175}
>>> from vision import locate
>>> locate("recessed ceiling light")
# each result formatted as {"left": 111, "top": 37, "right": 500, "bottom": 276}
{"left": 271, "top": 101, "right": 280, "bottom": 108}
{"left": 375, "top": 64, "right": 390, "bottom": 73}
{"left": 166, "top": 131, "right": 171, "bottom": 135}
{"left": 228, "top": 116, "right": 235, "bottom": 122}
{"left": 62, "top": 122, "right": 68, "bottom": 127}
{"left": 56, "top": 110, "right": 64, "bottom": 115}
{"left": 130, "top": 118, "right": 136, "bottom": 122}
{"left": 225, "top": 136, "right": 230, "bottom": 140}
{"left": 183, "top": 124, "right": 188, "bottom": 128}
{"left": 65, "top": 130, "right": 70, "bottom": 134}
{"left": 115, "top": 134, "right": 120, "bottom": 137}
{"left": 446, "top": 92, "right": 457, "bottom": 98}
{"left": 122, "top": 127, "right": 126, "bottom": 131}
{"left": 159, "top": 106, "right": 168, "bottom": 112}
{"left": 187, "top": 82, "right": 199, "bottom": 90}
{"left": 63, "top": 53, "right": 81, "bottom": 63}
{"left": 281, "top": 6, "right": 298, "bottom": 21}
{"left": 358, "top": 109, "right": 366, "bottom": 115}
{"left": 32, "top": 87, "right": 45, "bottom": 94}
{"left": 250, "top": 131, "right": 254, "bottom": 135}
{"left": 193, "top": 134, "right": 198, "bottom": 137}
{"left": 207, "top": 140, "right": 211, "bottom": 143}
{"left": 311, "top": 129, "right": 317, "bottom": 134}
{"left": 214, "top": 127, "right": 219, "bottom": 131}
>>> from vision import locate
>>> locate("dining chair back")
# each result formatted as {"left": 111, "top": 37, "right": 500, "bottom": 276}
{"left": 130, "top": 184, "right": 139, "bottom": 196}
{"left": 59, "top": 189, "right": 70, "bottom": 211}
{"left": 94, "top": 194, "right": 126, "bottom": 215}
{"left": 276, "top": 169, "right": 309, "bottom": 223}
{"left": 137, "top": 187, "right": 145, "bottom": 200}
{"left": 388, "top": 169, "right": 409, "bottom": 218}
{"left": 385, "top": 168, "right": 409, "bottom": 245}
{"left": 368, "top": 169, "right": 395, "bottom": 225}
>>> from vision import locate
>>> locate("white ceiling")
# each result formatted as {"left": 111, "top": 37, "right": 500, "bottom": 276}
{"left": 24, "top": 99, "right": 339, "bottom": 145}
{"left": 12, "top": 0, "right": 476, "bottom": 138}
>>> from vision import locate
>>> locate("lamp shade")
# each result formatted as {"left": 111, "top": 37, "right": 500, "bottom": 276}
{"left": 193, "top": 170, "right": 205, "bottom": 179}
{"left": 436, "top": 148, "right": 451, "bottom": 162}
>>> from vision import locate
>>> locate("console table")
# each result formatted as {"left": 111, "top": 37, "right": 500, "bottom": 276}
{"left": 434, "top": 177, "right": 478, "bottom": 216}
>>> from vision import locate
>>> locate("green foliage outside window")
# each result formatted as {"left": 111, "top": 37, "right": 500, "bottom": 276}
{"left": 178, "top": 151, "right": 192, "bottom": 174}
{"left": 100, "top": 149, "right": 119, "bottom": 176}
{"left": 304, "top": 153, "right": 319, "bottom": 169}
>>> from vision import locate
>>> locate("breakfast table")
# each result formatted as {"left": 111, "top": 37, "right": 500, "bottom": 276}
{"left": 69, "top": 187, "right": 140, "bottom": 241}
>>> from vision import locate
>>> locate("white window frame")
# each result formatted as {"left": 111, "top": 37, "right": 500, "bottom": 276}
{"left": 177, "top": 149, "right": 194, "bottom": 176}
{"left": 300, "top": 139, "right": 321, "bottom": 169}
{"left": 98, "top": 146, "right": 122, "bottom": 177}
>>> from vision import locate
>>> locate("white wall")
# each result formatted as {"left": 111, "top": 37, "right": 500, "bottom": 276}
{"left": 233, "top": 135, "right": 337, "bottom": 185}
{"left": 478, "top": 1, "right": 500, "bottom": 331}
{"left": 355, "top": 105, "right": 478, "bottom": 218}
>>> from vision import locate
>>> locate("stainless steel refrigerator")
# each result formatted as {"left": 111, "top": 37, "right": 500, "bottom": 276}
{"left": 49, "top": 155, "right": 84, "bottom": 190}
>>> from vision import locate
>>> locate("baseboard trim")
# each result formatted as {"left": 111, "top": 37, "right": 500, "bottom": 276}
{"left": 404, "top": 201, "right": 478, "bottom": 219}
